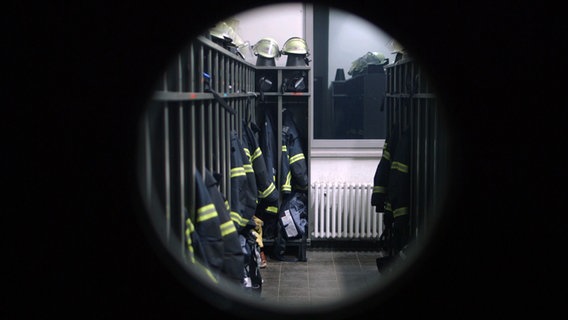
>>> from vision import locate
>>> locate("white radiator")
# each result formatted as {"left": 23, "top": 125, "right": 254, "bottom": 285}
{"left": 311, "top": 182, "right": 383, "bottom": 239}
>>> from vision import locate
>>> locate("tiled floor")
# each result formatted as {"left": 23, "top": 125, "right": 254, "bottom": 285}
{"left": 258, "top": 245, "right": 386, "bottom": 305}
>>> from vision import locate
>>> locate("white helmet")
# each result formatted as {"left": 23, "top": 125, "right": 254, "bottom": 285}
{"left": 281, "top": 37, "right": 310, "bottom": 66}
{"left": 209, "top": 21, "right": 234, "bottom": 42}
{"left": 252, "top": 38, "right": 281, "bottom": 58}
{"left": 281, "top": 37, "right": 309, "bottom": 55}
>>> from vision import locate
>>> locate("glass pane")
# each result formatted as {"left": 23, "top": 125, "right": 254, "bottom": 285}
{"left": 313, "top": 7, "right": 400, "bottom": 139}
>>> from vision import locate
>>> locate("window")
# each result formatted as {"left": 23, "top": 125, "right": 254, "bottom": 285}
{"left": 312, "top": 5, "right": 398, "bottom": 142}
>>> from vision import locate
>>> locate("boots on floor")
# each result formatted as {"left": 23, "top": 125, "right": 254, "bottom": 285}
{"left": 259, "top": 251, "right": 267, "bottom": 268}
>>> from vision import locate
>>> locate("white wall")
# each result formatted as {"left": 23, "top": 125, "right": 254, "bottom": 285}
{"left": 309, "top": 139, "right": 385, "bottom": 185}
{"left": 310, "top": 157, "right": 380, "bottom": 185}
{"left": 228, "top": 3, "right": 305, "bottom": 66}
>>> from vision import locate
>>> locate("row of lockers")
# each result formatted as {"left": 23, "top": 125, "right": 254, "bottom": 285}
{"left": 141, "top": 35, "right": 311, "bottom": 257}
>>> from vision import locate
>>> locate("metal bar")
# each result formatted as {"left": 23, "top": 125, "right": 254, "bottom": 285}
{"left": 206, "top": 48, "right": 213, "bottom": 171}
{"left": 190, "top": 100, "right": 196, "bottom": 219}
{"left": 178, "top": 103, "right": 185, "bottom": 254}
{"left": 163, "top": 104, "right": 171, "bottom": 240}
{"left": 423, "top": 98, "right": 430, "bottom": 238}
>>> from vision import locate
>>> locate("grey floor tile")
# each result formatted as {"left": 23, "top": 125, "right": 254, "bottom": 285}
{"left": 258, "top": 246, "right": 387, "bottom": 305}
{"left": 279, "top": 277, "right": 308, "bottom": 285}
{"left": 308, "top": 278, "right": 339, "bottom": 289}
{"left": 280, "top": 271, "right": 308, "bottom": 281}
{"left": 333, "top": 251, "right": 360, "bottom": 261}
{"left": 279, "top": 285, "right": 310, "bottom": 297}
{"left": 278, "top": 295, "right": 309, "bottom": 304}
{"left": 309, "top": 286, "right": 340, "bottom": 297}
{"left": 260, "top": 286, "right": 279, "bottom": 296}
{"left": 307, "top": 265, "right": 335, "bottom": 274}
{"left": 307, "top": 252, "right": 334, "bottom": 261}
{"left": 308, "top": 270, "right": 336, "bottom": 280}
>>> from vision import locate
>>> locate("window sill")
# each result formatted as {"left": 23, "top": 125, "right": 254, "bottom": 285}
{"left": 310, "top": 139, "right": 384, "bottom": 159}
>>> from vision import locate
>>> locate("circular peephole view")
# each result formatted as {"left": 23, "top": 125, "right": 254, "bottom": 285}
{"left": 138, "top": 2, "right": 448, "bottom": 315}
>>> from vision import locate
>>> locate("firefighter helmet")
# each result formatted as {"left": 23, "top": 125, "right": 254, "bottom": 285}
{"left": 281, "top": 37, "right": 309, "bottom": 55}
{"left": 282, "top": 37, "right": 310, "bottom": 66}
{"left": 209, "top": 21, "right": 234, "bottom": 43}
{"left": 253, "top": 38, "right": 280, "bottom": 66}
{"left": 252, "top": 38, "right": 281, "bottom": 58}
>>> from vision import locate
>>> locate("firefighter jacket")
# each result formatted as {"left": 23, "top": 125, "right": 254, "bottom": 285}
{"left": 371, "top": 125, "right": 401, "bottom": 212}
{"left": 189, "top": 168, "right": 225, "bottom": 280}
{"left": 388, "top": 129, "right": 410, "bottom": 219}
{"left": 259, "top": 110, "right": 278, "bottom": 184}
{"left": 204, "top": 169, "right": 245, "bottom": 284}
{"left": 371, "top": 126, "right": 411, "bottom": 253}
{"left": 230, "top": 130, "right": 257, "bottom": 232}
{"left": 387, "top": 129, "right": 411, "bottom": 251}
{"left": 241, "top": 119, "right": 279, "bottom": 216}
{"left": 183, "top": 207, "right": 218, "bottom": 284}
{"left": 281, "top": 109, "right": 308, "bottom": 193}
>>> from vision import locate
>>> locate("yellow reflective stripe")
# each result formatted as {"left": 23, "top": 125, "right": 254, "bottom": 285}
{"left": 266, "top": 206, "right": 278, "bottom": 214}
{"left": 185, "top": 218, "right": 219, "bottom": 284}
{"left": 281, "top": 172, "right": 292, "bottom": 192}
{"left": 220, "top": 220, "right": 237, "bottom": 237}
{"left": 197, "top": 204, "right": 217, "bottom": 222}
{"left": 244, "top": 163, "right": 254, "bottom": 173}
{"left": 230, "top": 211, "right": 239, "bottom": 223}
{"left": 289, "top": 153, "right": 305, "bottom": 164}
{"left": 258, "top": 182, "right": 276, "bottom": 198}
{"left": 391, "top": 161, "right": 409, "bottom": 173}
{"left": 383, "top": 150, "right": 391, "bottom": 161}
{"left": 225, "top": 201, "right": 230, "bottom": 210}
{"left": 252, "top": 147, "right": 262, "bottom": 161}
{"left": 393, "top": 207, "right": 409, "bottom": 217}
{"left": 230, "top": 211, "right": 249, "bottom": 227}
{"left": 197, "top": 263, "right": 218, "bottom": 283}
{"left": 385, "top": 201, "right": 392, "bottom": 212}
{"left": 244, "top": 147, "right": 251, "bottom": 158}
{"left": 282, "top": 145, "right": 287, "bottom": 152}
{"left": 185, "top": 218, "right": 194, "bottom": 249}
{"left": 191, "top": 255, "right": 219, "bottom": 283}
{"left": 231, "top": 167, "right": 246, "bottom": 177}
{"left": 373, "top": 186, "right": 386, "bottom": 193}
{"left": 186, "top": 217, "right": 195, "bottom": 232}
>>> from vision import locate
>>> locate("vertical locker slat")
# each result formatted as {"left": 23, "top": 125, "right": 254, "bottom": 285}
{"left": 163, "top": 104, "right": 171, "bottom": 240}
{"left": 144, "top": 111, "right": 153, "bottom": 206}
{"left": 175, "top": 52, "right": 185, "bottom": 253}
{"left": 430, "top": 99, "right": 438, "bottom": 234}
{"left": 188, "top": 43, "right": 196, "bottom": 233}
{"left": 206, "top": 50, "right": 214, "bottom": 171}
{"left": 422, "top": 98, "right": 430, "bottom": 237}
{"left": 413, "top": 97, "right": 419, "bottom": 236}
{"left": 213, "top": 101, "right": 220, "bottom": 175}
{"left": 213, "top": 51, "right": 221, "bottom": 176}
{"left": 225, "top": 107, "right": 231, "bottom": 200}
